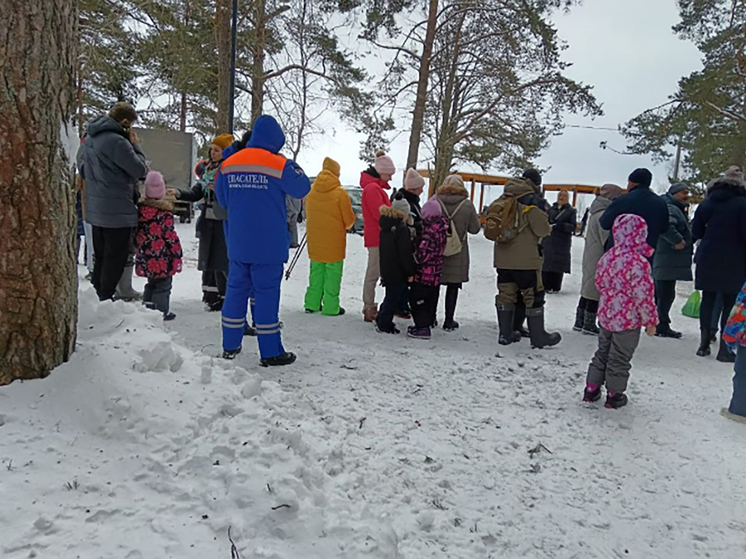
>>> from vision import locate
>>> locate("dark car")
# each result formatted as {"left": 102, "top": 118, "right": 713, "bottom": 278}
{"left": 344, "top": 186, "right": 364, "bottom": 234}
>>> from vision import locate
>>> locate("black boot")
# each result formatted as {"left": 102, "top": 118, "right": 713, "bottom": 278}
{"left": 260, "top": 352, "right": 297, "bottom": 367}
{"left": 582, "top": 310, "right": 600, "bottom": 336}
{"left": 697, "top": 330, "right": 712, "bottom": 357}
{"left": 514, "top": 301, "right": 530, "bottom": 338}
{"left": 573, "top": 305, "right": 584, "bottom": 332}
{"left": 526, "top": 307, "right": 561, "bottom": 349}
{"left": 716, "top": 337, "right": 736, "bottom": 363}
{"left": 496, "top": 304, "right": 521, "bottom": 346}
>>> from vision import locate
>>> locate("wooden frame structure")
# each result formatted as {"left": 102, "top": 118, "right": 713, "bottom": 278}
{"left": 418, "top": 170, "right": 622, "bottom": 209}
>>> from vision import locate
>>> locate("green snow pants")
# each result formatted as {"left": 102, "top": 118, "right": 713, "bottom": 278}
{"left": 304, "top": 260, "right": 344, "bottom": 316}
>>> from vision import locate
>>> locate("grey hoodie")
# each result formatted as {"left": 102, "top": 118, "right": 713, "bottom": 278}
{"left": 78, "top": 115, "right": 148, "bottom": 228}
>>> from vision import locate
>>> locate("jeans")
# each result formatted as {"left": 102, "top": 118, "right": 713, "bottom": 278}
{"left": 729, "top": 345, "right": 746, "bottom": 417}
{"left": 655, "top": 280, "right": 677, "bottom": 326}
{"left": 701, "top": 291, "right": 736, "bottom": 334}
{"left": 92, "top": 226, "right": 134, "bottom": 301}
{"left": 143, "top": 277, "right": 173, "bottom": 314}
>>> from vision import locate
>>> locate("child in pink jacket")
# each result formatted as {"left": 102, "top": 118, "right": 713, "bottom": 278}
{"left": 583, "top": 214, "right": 658, "bottom": 409}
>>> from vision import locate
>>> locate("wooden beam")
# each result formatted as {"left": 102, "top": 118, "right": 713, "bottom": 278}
{"left": 479, "top": 183, "right": 485, "bottom": 211}
{"left": 470, "top": 179, "right": 476, "bottom": 201}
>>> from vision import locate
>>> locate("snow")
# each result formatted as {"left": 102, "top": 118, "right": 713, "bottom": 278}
{"left": 2, "top": 224, "right": 746, "bottom": 558}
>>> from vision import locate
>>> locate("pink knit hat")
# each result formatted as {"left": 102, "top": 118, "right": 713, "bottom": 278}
{"left": 374, "top": 150, "right": 396, "bottom": 176}
{"left": 421, "top": 197, "right": 442, "bottom": 220}
{"left": 145, "top": 171, "right": 166, "bottom": 200}
{"left": 404, "top": 168, "right": 425, "bottom": 192}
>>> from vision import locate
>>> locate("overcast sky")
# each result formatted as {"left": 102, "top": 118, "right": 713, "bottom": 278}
{"left": 296, "top": 0, "right": 702, "bottom": 201}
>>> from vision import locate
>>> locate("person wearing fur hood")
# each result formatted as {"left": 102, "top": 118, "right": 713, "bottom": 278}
{"left": 135, "top": 171, "right": 183, "bottom": 320}
{"left": 434, "top": 175, "right": 481, "bottom": 331}
{"left": 376, "top": 198, "right": 416, "bottom": 334}
{"left": 692, "top": 173, "right": 746, "bottom": 361}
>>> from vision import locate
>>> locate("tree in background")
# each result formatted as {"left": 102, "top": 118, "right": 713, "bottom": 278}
{"left": 0, "top": 0, "right": 78, "bottom": 384}
{"left": 623, "top": 0, "right": 746, "bottom": 190}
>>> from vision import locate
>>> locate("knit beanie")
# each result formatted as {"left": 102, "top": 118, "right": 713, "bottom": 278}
{"left": 599, "top": 183, "right": 623, "bottom": 200}
{"left": 145, "top": 171, "right": 166, "bottom": 200}
{"left": 374, "top": 150, "right": 396, "bottom": 176}
{"left": 628, "top": 168, "right": 652, "bottom": 188}
{"left": 668, "top": 183, "right": 689, "bottom": 196}
{"left": 404, "top": 168, "right": 425, "bottom": 192}
{"left": 212, "top": 134, "right": 234, "bottom": 150}
{"left": 522, "top": 168, "right": 542, "bottom": 187}
{"left": 323, "top": 157, "right": 341, "bottom": 177}
{"left": 421, "top": 197, "right": 442, "bottom": 220}
{"left": 440, "top": 174, "right": 465, "bottom": 190}
{"left": 392, "top": 197, "right": 413, "bottom": 225}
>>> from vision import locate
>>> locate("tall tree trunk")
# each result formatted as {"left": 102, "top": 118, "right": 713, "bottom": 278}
{"left": 0, "top": 0, "right": 78, "bottom": 385}
{"left": 406, "top": 0, "right": 438, "bottom": 175}
{"left": 251, "top": 0, "right": 267, "bottom": 124}
{"left": 216, "top": 0, "right": 232, "bottom": 132}
{"left": 179, "top": 91, "right": 188, "bottom": 132}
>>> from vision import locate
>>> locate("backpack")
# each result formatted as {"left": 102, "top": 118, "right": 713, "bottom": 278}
{"left": 437, "top": 197, "right": 468, "bottom": 257}
{"left": 484, "top": 193, "right": 521, "bottom": 243}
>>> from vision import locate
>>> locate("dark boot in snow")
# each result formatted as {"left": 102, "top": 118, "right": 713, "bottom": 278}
{"left": 163, "top": 312, "right": 176, "bottom": 322}
{"left": 244, "top": 323, "right": 257, "bottom": 337}
{"left": 581, "top": 311, "right": 600, "bottom": 336}
{"left": 376, "top": 323, "right": 400, "bottom": 335}
{"left": 223, "top": 347, "right": 242, "bottom": 360}
{"left": 573, "top": 305, "right": 584, "bottom": 332}
{"left": 527, "top": 307, "right": 561, "bottom": 349}
{"left": 583, "top": 385, "right": 602, "bottom": 403}
{"left": 605, "top": 392, "right": 628, "bottom": 409}
{"left": 710, "top": 331, "right": 718, "bottom": 344}
{"left": 496, "top": 304, "right": 521, "bottom": 346}
{"left": 261, "top": 352, "right": 297, "bottom": 367}
{"left": 697, "top": 330, "right": 712, "bottom": 357}
{"left": 656, "top": 324, "right": 682, "bottom": 339}
{"left": 716, "top": 337, "right": 736, "bottom": 363}
{"left": 514, "top": 301, "right": 530, "bottom": 338}
{"left": 407, "top": 326, "right": 431, "bottom": 340}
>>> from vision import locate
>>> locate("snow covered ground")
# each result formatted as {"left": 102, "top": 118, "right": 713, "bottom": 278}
{"left": 2, "top": 223, "right": 746, "bottom": 559}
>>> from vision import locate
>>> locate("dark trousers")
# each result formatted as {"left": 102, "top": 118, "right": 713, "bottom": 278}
{"left": 202, "top": 270, "right": 228, "bottom": 304}
{"left": 701, "top": 291, "right": 737, "bottom": 334}
{"left": 712, "top": 293, "right": 724, "bottom": 332}
{"left": 143, "top": 276, "right": 173, "bottom": 314}
{"left": 410, "top": 283, "right": 439, "bottom": 328}
{"left": 496, "top": 269, "right": 545, "bottom": 308}
{"left": 578, "top": 296, "right": 599, "bottom": 313}
{"left": 442, "top": 283, "right": 461, "bottom": 322}
{"left": 655, "top": 280, "right": 677, "bottom": 326}
{"left": 729, "top": 346, "right": 746, "bottom": 417}
{"left": 92, "top": 226, "right": 134, "bottom": 301}
{"left": 542, "top": 271, "right": 564, "bottom": 292}
{"left": 378, "top": 283, "right": 409, "bottom": 330}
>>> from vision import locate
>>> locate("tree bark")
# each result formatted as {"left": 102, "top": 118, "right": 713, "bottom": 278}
{"left": 405, "top": 0, "right": 438, "bottom": 175}
{"left": 216, "top": 0, "right": 232, "bottom": 132}
{"left": 0, "top": 0, "right": 78, "bottom": 385}
{"left": 251, "top": 0, "right": 267, "bottom": 124}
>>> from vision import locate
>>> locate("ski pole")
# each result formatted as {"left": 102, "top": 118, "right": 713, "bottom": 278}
{"left": 285, "top": 233, "right": 307, "bottom": 280}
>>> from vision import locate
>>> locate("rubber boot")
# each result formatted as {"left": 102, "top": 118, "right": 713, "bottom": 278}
{"left": 115, "top": 264, "right": 142, "bottom": 301}
{"left": 526, "top": 307, "right": 561, "bottom": 349}
{"left": 696, "top": 330, "right": 712, "bottom": 357}
{"left": 716, "top": 337, "right": 736, "bottom": 363}
{"left": 496, "top": 304, "right": 521, "bottom": 346}
{"left": 514, "top": 300, "right": 530, "bottom": 338}
{"left": 581, "top": 311, "right": 600, "bottom": 336}
{"left": 573, "top": 305, "right": 584, "bottom": 332}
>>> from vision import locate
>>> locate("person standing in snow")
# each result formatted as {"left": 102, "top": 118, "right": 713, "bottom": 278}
{"left": 78, "top": 102, "right": 148, "bottom": 302}
{"left": 135, "top": 171, "right": 183, "bottom": 321}
{"left": 376, "top": 198, "right": 417, "bottom": 334}
{"left": 652, "top": 183, "right": 693, "bottom": 339}
{"left": 170, "top": 134, "right": 234, "bottom": 311}
{"left": 583, "top": 214, "right": 658, "bottom": 409}
{"left": 361, "top": 151, "right": 396, "bottom": 322}
{"left": 304, "top": 157, "right": 356, "bottom": 316}
{"left": 408, "top": 197, "right": 448, "bottom": 340}
{"left": 691, "top": 172, "right": 746, "bottom": 362}
{"left": 215, "top": 116, "right": 311, "bottom": 365}
{"left": 286, "top": 195, "right": 303, "bottom": 248}
{"left": 599, "top": 168, "right": 668, "bottom": 252}
{"left": 575, "top": 184, "right": 623, "bottom": 335}
{"left": 541, "top": 189, "right": 577, "bottom": 294}
{"left": 490, "top": 175, "right": 560, "bottom": 349}
{"left": 721, "top": 280, "right": 746, "bottom": 423}
{"left": 435, "top": 175, "right": 481, "bottom": 331}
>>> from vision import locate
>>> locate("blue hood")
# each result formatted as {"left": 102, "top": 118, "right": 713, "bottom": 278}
{"left": 248, "top": 116, "right": 285, "bottom": 154}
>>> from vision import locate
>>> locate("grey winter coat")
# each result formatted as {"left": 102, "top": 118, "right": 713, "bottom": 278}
{"left": 580, "top": 196, "right": 612, "bottom": 300}
{"left": 542, "top": 203, "right": 576, "bottom": 274}
{"left": 79, "top": 116, "right": 148, "bottom": 228}
{"left": 436, "top": 184, "right": 481, "bottom": 284}
{"left": 652, "top": 193, "right": 693, "bottom": 282}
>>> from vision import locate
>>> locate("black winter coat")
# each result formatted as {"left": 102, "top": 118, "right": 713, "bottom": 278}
{"left": 379, "top": 207, "right": 416, "bottom": 286}
{"left": 652, "top": 193, "right": 693, "bottom": 282}
{"left": 692, "top": 178, "right": 746, "bottom": 294}
{"left": 542, "top": 203, "right": 576, "bottom": 274}
{"left": 600, "top": 185, "right": 669, "bottom": 250}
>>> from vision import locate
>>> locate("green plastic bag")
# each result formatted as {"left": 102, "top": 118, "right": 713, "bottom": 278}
{"left": 682, "top": 291, "right": 701, "bottom": 319}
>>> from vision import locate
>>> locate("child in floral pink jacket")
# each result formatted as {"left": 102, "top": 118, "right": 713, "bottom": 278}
{"left": 583, "top": 214, "right": 657, "bottom": 409}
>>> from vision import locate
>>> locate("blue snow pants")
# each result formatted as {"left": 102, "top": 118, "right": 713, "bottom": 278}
{"left": 222, "top": 261, "right": 284, "bottom": 358}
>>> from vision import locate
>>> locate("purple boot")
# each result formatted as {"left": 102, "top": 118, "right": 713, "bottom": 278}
{"left": 407, "top": 326, "right": 431, "bottom": 340}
